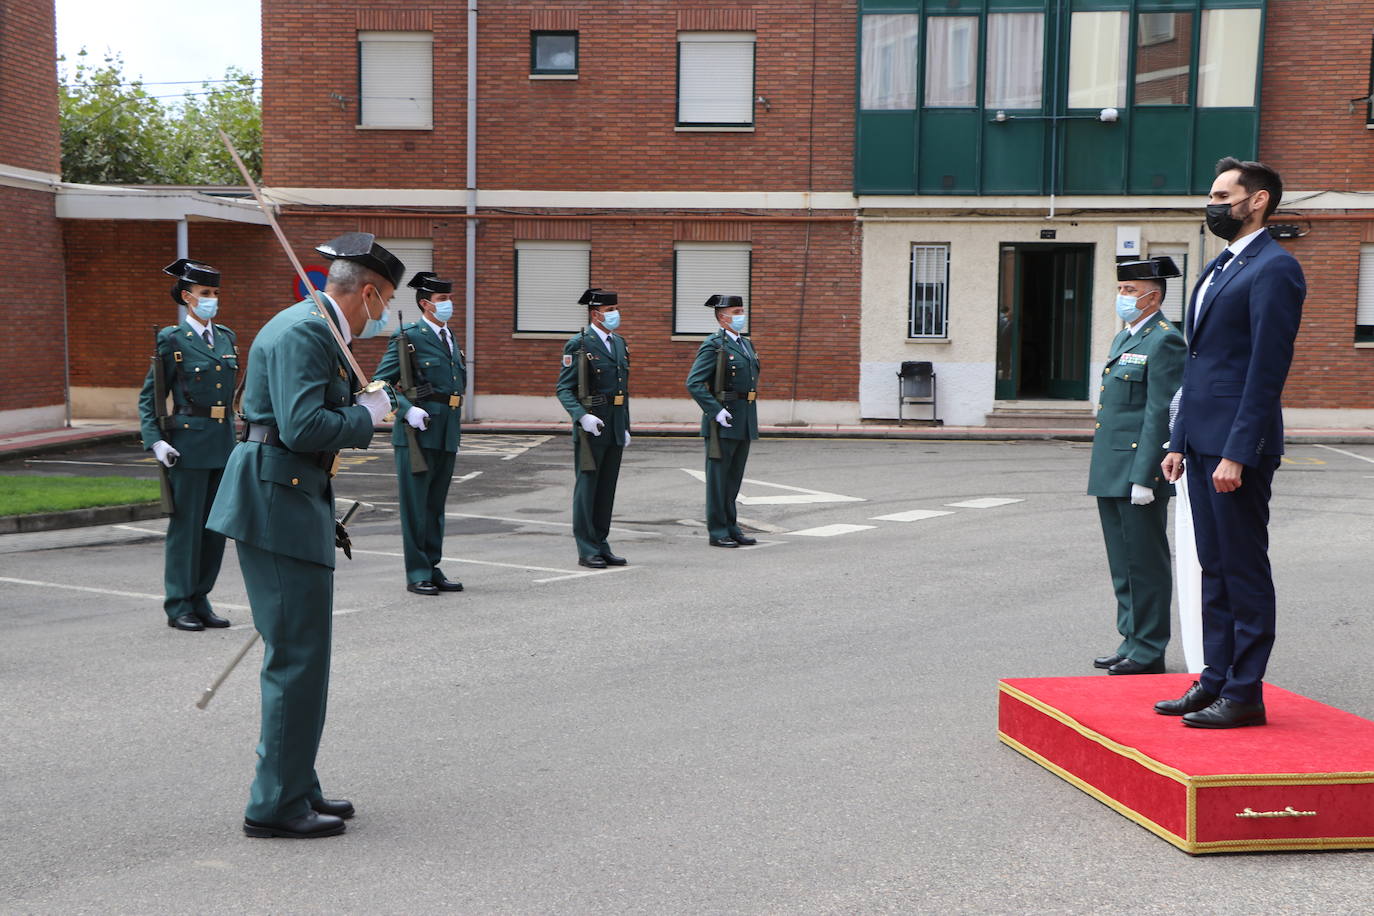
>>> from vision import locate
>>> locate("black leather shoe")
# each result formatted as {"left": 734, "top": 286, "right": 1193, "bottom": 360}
{"left": 1154, "top": 681, "right": 1219, "bottom": 716}
{"left": 599, "top": 552, "right": 627, "bottom": 566}
{"left": 709, "top": 537, "right": 739, "bottom": 548}
{"left": 1183, "top": 698, "right": 1267, "bottom": 729}
{"left": 431, "top": 576, "right": 464, "bottom": 592}
{"left": 311, "top": 798, "right": 355, "bottom": 820}
{"left": 406, "top": 581, "right": 440, "bottom": 596}
{"left": 1108, "top": 657, "right": 1165, "bottom": 675}
{"left": 195, "top": 610, "right": 231, "bottom": 628}
{"left": 578, "top": 555, "right": 608, "bottom": 569}
{"left": 244, "top": 811, "right": 346, "bottom": 839}
{"left": 732, "top": 535, "right": 757, "bottom": 546}
{"left": 168, "top": 614, "right": 204, "bottom": 631}
{"left": 1093, "top": 654, "right": 1124, "bottom": 669}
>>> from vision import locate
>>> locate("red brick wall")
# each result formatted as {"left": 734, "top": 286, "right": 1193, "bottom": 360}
{"left": 1, "top": 187, "right": 65, "bottom": 411}
{"left": 0, "top": 0, "right": 60, "bottom": 174}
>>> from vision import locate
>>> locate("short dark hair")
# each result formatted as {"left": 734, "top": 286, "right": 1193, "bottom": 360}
{"left": 1215, "top": 156, "right": 1283, "bottom": 222}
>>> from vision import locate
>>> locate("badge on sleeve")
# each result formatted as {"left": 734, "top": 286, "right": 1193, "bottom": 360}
{"left": 562, "top": 354, "right": 573, "bottom": 367}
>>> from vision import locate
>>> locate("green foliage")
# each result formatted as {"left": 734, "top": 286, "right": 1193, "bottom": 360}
{"left": 59, "top": 49, "right": 261, "bottom": 185}
{"left": 0, "top": 475, "right": 159, "bottom": 516}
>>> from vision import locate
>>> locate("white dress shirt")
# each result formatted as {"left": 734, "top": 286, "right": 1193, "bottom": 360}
{"left": 185, "top": 312, "right": 214, "bottom": 347}
{"left": 1196, "top": 226, "right": 1266, "bottom": 305}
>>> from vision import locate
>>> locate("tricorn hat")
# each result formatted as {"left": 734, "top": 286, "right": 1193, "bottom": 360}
{"left": 163, "top": 258, "right": 220, "bottom": 304}
{"left": 578, "top": 288, "right": 618, "bottom": 307}
{"left": 704, "top": 294, "right": 744, "bottom": 310}
{"left": 407, "top": 271, "right": 453, "bottom": 295}
{"left": 1116, "top": 257, "right": 1181, "bottom": 282}
{"left": 315, "top": 232, "right": 406, "bottom": 288}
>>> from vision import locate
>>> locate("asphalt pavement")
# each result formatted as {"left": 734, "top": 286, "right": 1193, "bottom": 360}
{"left": 2, "top": 434, "right": 1373, "bottom": 914}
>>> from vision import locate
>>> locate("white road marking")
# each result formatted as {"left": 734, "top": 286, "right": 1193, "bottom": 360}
{"left": 1314, "top": 444, "right": 1374, "bottom": 465}
{"left": 443, "top": 511, "right": 652, "bottom": 537}
{"left": 113, "top": 524, "right": 167, "bottom": 536}
{"left": 453, "top": 471, "right": 483, "bottom": 483}
{"left": 870, "top": 509, "right": 956, "bottom": 522}
{"left": 347, "top": 547, "right": 624, "bottom": 584}
{"left": 734, "top": 515, "right": 788, "bottom": 534}
{"left": 678, "top": 469, "right": 865, "bottom": 505}
{"left": 0, "top": 576, "right": 249, "bottom": 611}
{"left": 25, "top": 459, "right": 150, "bottom": 468}
{"left": 945, "top": 497, "right": 1024, "bottom": 509}
{"left": 786, "top": 524, "right": 876, "bottom": 537}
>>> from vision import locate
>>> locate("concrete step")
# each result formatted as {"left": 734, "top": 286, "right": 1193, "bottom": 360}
{"left": 985, "top": 408, "right": 1097, "bottom": 429}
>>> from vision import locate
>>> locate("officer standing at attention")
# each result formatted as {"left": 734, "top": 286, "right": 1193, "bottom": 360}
{"left": 1088, "top": 257, "right": 1186, "bottom": 675}
{"left": 686, "top": 294, "right": 760, "bottom": 548}
{"left": 555, "top": 288, "right": 631, "bottom": 569}
{"left": 207, "top": 233, "right": 399, "bottom": 839}
{"left": 373, "top": 271, "right": 467, "bottom": 596}
{"left": 138, "top": 259, "right": 239, "bottom": 631}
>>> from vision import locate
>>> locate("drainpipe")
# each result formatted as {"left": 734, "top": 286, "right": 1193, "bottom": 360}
{"left": 176, "top": 217, "right": 189, "bottom": 323}
{"left": 463, "top": 0, "right": 477, "bottom": 421}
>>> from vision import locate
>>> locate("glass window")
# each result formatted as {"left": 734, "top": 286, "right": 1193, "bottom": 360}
{"left": 678, "top": 32, "right": 756, "bottom": 127}
{"left": 358, "top": 31, "right": 434, "bottom": 129}
{"left": 925, "top": 17, "right": 978, "bottom": 108}
{"left": 1067, "top": 12, "right": 1127, "bottom": 109}
{"left": 1134, "top": 13, "right": 1192, "bottom": 105}
{"left": 1198, "top": 9, "right": 1262, "bottom": 108}
{"left": 861, "top": 15, "right": 920, "bottom": 110}
{"left": 674, "top": 243, "right": 751, "bottom": 334}
{"left": 515, "top": 241, "right": 591, "bottom": 333}
{"left": 531, "top": 31, "right": 578, "bottom": 75}
{"left": 909, "top": 244, "right": 950, "bottom": 339}
{"left": 1357, "top": 245, "right": 1374, "bottom": 343}
{"left": 986, "top": 13, "right": 1044, "bottom": 110}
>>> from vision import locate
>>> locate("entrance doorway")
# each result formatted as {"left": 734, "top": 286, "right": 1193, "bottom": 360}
{"left": 995, "top": 244, "right": 1093, "bottom": 400}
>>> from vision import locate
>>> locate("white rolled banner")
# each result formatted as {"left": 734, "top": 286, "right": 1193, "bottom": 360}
{"left": 1173, "top": 465, "right": 1204, "bottom": 673}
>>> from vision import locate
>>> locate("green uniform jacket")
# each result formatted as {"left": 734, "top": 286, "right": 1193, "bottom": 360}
{"left": 686, "top": 329, "right": 760, "bottom": 440}
{"left": 137, "top": 320, "right": 239, "bottom": 469}
{"left": 1087, "top": 315, "right": 1186, "bottom": 497}
{"left": 206, "top": 299, "right": 375, "bottom": 568}
{"left": 373, "top": 319, "right": 467, "bottom": 453}
{"left": 555, "top": 327, "right": 631, "bottom": 442}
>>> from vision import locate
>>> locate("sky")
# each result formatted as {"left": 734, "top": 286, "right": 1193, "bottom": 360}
{"left": 56, "top": 0, "right": 261, "bottom": 91}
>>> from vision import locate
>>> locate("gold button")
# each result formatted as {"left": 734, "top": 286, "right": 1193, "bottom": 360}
{"left": 1095, "top": 422, "right": 1101, "bottom": 429}
{"left": 216, "top": 383, "right": 222, "bottom": 388}
{"left": 291, "top": 477, "right": 299, "bottom": 486}
{"left": 1131, "top": 443, "right": 1138, "bottom": 449}
{"left": 216, "top": 365, "right": 222, "bottom": 372}
{"left": 1100, "top": 386, "right": 1105, "bottom": 392}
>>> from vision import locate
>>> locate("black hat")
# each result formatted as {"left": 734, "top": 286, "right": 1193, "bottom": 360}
{"left": 704, "top": 294, "right": 744, "bottom": 310}
{"left": 163, "top": 259, "right": 220, "bottom": 304}
{"left": 407, "top": 271, "right": 453, "bottom": 295}
{"left": 315, "top": 232, "right": 406, "bottom": 288}
{"left": 1116, "top": 257, "right": 1181, "bottom": 282}
{"left": 578, "top": 288, "right": 618, "bottom": 307}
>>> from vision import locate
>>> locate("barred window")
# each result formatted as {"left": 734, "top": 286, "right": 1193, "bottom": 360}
{"left": 909, "top": 244, "right": 949, "bottom": 338}
{"left": 1148, "top": 244, "right": 1189, "bottom": 325}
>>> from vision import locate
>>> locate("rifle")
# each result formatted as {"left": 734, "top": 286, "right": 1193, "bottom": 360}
{"left": 708, "top": 335, "right": 727, "bottom": 460}
{"left": 150, "top": 325, "right": 175, "bottom": 514}
{"left": 394, "top": 312, "right": 429, "bottom": 475}
{"left": 575, "top": 334, "right": 597, "bottom": 472}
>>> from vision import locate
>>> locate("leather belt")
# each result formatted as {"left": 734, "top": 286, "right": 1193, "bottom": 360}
{"left": 424, "top": 394, "right": 464, "bottom": 410}
{"left": 175, "top": 404, "right": 228, "bottom": 420}
{"left": 242, "top": 422, "right": 340, "bottom": 474}
{"left": 581, "top": 395, "right": 607, "bottom": 407}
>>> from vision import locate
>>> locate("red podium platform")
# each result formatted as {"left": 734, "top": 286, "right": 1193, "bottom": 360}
{"left": 999, "top": 674, "right": 1374, "bottom": 854}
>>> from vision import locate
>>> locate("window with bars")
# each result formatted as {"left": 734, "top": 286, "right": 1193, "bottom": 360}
{"left": 1148, "top": 245, "right": 1190, "bottom": 325}
{"left": 358, "top": 31, "right": 433, "bottom": 129}
{"left": 909, "top": 244, "right": 950, "bottom": 339}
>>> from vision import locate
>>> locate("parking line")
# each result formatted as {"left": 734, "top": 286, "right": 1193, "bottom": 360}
{"left": 945, "top": 497, "right": 1024, "bottom": 509}
{"left": 0, "top": 576, "right": 250, "bottom": 611}
{"left": 1314, "top": 444, "right": 1374, "bottom": 465}
{"left": 787, "top": 524, "right": 876, "bottom": 537}
{"left": 347, "top": 547, "right": 624, "bottom": 584}
{"left": 870, "top": 509, "right": 955, "bottom": 522}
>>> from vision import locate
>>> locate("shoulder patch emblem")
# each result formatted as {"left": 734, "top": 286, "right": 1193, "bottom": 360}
{"left": 562, "top": 354, "right": 573, "bottom": 367}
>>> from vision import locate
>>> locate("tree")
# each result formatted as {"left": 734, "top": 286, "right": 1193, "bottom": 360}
{"left": 59, "top": 50, "right": 261, "bottom": 185}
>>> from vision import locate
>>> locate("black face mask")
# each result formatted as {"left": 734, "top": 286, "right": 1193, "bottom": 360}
{"left": 1205, "top": 195, "right": 1252, "bottom": 242}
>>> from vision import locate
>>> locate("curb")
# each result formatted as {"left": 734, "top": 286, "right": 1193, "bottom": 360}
{"left": 0, "top": 428, "right": 140, "bottom": 460}
{"left": 0, "top": 501, "right": 165, "bottom": 535}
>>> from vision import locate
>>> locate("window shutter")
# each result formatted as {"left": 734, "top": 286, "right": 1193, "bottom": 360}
{"left": 674, "top": 243, "right": 751, "bottom": 334}
{"left": 516, "top": 241, "right": 590, "bottom": 333}
{"left": 1149, "top": 245, "right": 1190, "bottom": 324}
{"left": 1358, "top": 245, "right": 1374, "bottom": 328}
{"left": 375, "top": 239, "right": 434, "bottom": 328}
{"left": 359, "top": 31, "right": 434, "bottom": 128}
{"left": 678, "top": 33, "right": 755, "bottom": 125}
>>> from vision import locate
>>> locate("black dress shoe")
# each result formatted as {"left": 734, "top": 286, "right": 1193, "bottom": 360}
{"left": 244, "top": 811, "right": 346, "bottom": 839}
{"left": 431, "top": 576, "right": 464, "bottom": 592}
{"left": 709, "top": 537, "right": 739, "bottom": 548}
{"left": 732, "top": 535, "right": 757, "bottom": 546}
{"left": 1183, "top": 698, "right": 1267, "bottom": 729}
{"left": 1093, "top": 654, "right": 1124, "bottom": 669}
{"left": 195, "top": 610, "right": 231, "bottom": 628}
{"left": 599, "top": 552, "right": 627, "bottom": 566}
{"left": 168, "top": 614, "right": 204, "bottom": 631}
{"left": 1107, "top": 657, "right": 1165, "bottom": 675}
{"left": 311, "top": 797, "right": 355, "bottom": 820}
{"left": 406, "top": 581, "right": 440, "bottom": 596}
{"left": 578, "top": 555, "right": 608, "bottom": 569}
{"left": 1154, "top": 680, "right": 1219, "bottom": 716}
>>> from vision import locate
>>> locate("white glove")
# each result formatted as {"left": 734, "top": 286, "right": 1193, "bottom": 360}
{"left": 623, "top": 431, "right": 631, "bottom": 447}
{"left": 579, "top": 414, "right": 604, "bottom": 436}
{"left": 405, "top": 406, "right": 430, "bottom": 430}
{"left": 715, "top": 408, "right": 733, "bottom": 428}
{"left": 357, "top": 387, "right": 391, "bottom": 425}
{"left": 151, "top": 440, "right": 180, "bottom": 468}
{"left": 1130, "top": 484, "right": 1156, "bottom": 506}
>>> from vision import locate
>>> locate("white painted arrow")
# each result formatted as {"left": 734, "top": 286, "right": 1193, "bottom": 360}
{"left": 679, "top": 469, "right": 865, "bottom": 505}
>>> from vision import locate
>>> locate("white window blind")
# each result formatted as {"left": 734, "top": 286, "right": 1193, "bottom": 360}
{"left": 515, "top": 241, "right": 590, "bottom": 333}
{"left": 1198, "top": 9, "right": 1261, "bottom": 108}
{"left": 1149, "top": 245, "right": 1190, "bottom": 325}
{"left": 375, "top": 239, "right": 434, "bottom": 332}
{"left": 1067, "top": 12, "right": 1128, "bottom": 108}
{"left": 674, "top": 243, "right": 751, "bottom": 334}
{"left": 359, "top": 31, "right": 434, "bottom": 129}
{"left": 909, "top": 244, "right": 950, "bottom": 338}
{"left": 677, "top": 32, "right": 755, "bottom": 126}
{"left": 861, "top": 15, "right": 919, "bottom": 110}
{"left": 1358, "top": 245, "right": 1374, "bottom": 335}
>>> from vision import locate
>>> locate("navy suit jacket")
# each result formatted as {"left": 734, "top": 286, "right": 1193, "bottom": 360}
{"left": 1173, "top": 231, "right": 1305, "bottom": 466}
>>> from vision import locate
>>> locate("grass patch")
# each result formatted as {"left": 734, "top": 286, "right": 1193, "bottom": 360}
{"left": 0, "top": 475, "right": 161, "bottom": 516}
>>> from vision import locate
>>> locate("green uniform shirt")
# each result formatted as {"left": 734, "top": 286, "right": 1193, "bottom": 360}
{"left": 555, "top": 326, "right": 631, "bottom": 441}
{"left": 137, "top": 320, "right": 239, "bottom": 469}
{"left": 374, "top": 319, "right": 467, "bottom": 453}
{"left": 686, "top": 329, "right": 760, "bottom": 440}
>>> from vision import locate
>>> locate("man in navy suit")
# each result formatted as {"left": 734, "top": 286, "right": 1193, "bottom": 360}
{"left": 1154, "top": 158, "right": 1305, "bottom": 729}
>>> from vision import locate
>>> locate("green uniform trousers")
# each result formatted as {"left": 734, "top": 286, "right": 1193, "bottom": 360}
{"left": 163, "top": 466, "right": 227, "bottom": 621}
{"left": 706, "top": 438, "right": 751, "bottom": 541}
{"left": 1097, "top": 494, "right": 1173, "bottom": 666}
{"left": 395, "top": 446, "right": 457, "bottom": 584}
{"left": 236, "top": 540, "right": 333, "bottom": 823}
{"left": 572, "top": 432, "right": 623, "bottom": 559}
